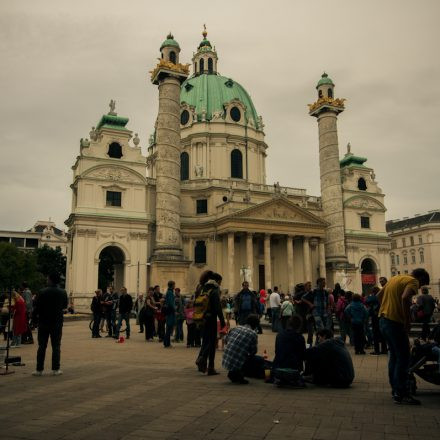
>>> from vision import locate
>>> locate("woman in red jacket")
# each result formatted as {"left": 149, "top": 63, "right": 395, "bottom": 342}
{"left": 11, "top": 290, "right": 28, "bottom": 347}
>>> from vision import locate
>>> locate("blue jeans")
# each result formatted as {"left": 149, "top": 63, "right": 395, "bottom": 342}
{"left": 175, "top": 319, "right": 184, "bottom": 341}
{"left": 379, "top": 317, "right": 410, "bottom": 397}
{"left": 115, "top": 313, "right": 130, "bottom": 338}
{"left": 271, "top": 307, "right": 280, "bottom": 332}
{"left": 92, "top": 313, "right": 101, "bottom": 337}
{"left": 164, "top": 323, "right": 174, "bottom": 347}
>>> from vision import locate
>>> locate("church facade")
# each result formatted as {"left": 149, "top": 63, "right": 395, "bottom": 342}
{"left": 65, "top": 31, "right": 390, "bottom": 309}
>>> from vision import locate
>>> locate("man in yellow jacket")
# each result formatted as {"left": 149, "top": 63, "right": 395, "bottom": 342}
{"left": 378, "top": 268, "right": 430, "bottom": 405}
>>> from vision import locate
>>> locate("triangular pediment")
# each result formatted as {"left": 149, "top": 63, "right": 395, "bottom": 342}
{"left": 227, "top": 197, "right": 328, "bottom": 226}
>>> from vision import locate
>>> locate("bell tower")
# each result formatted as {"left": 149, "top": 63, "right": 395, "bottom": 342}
{"left": 192, "top": 25, "right": 218, "bottom": 75}
{"left": 309, "top": 73, "right": 349, "bottom": 281}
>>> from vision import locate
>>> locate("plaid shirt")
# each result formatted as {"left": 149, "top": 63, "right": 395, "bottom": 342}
{"left": 304, "top": 288, "right": 329, "bottom": 318}
{"left": 222, "top": 325, "right": 258, "bottom": 371}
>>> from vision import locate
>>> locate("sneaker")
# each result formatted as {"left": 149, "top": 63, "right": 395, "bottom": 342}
{"left": 393, "top": 395, "right": 421, "bottom": 405}
{"left": 32, "top": 370, "right": 43, "bottom": 376}
{"left": 52, "top": 369, "right": 63, "bottom": 376}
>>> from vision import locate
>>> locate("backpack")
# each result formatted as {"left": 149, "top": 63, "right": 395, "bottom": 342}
{"left": 193, "top": 287, "right": 213, "bottom": 327}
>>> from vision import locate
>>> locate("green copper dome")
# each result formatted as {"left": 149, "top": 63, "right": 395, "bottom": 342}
{"left": 316, "top": 72, "right": 334, "bottom": 89}
{"left": 180, "top": 74, "right": 260, "bottom": 126}
{"left": 160, "top": 33, "right": 180, "bottom": 51}
{"left": 198, "top": 38, "right": 212, "bottom": 49}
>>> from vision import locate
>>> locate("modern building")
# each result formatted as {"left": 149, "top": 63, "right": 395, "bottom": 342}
{"left": 387, "top": 210, "right": 440, "bottom": 297}
{"left": 0, "top": 220, "right": 68, "bottom": 254}
{"left": 65, "top": 30, "right": 390, "bottom": 309}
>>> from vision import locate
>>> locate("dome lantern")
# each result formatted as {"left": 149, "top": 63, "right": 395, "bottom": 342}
{"left": 192, "top": 25, "right": 218, "bottom": 75}
{"left": 160, "top": 32, "right": 180, "bottom": 64}
{"left": 316, "top": 72, "right": 335, "bottom": 99}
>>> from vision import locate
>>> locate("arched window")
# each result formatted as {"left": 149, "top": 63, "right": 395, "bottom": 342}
{"left": 180, "top": 152, "right": 189, "bottom": 181}
{"left": 194, "top": 241, "right": 207, "bottom": 264}
{"left": 231, "top": 149, "right": 243, "bottom": 179}
{"left": 328, "top": 88, "right": 333, "bottom": 98}
{"left": 199, "top": 58, "right": 204, "bottom": 73}
{"left": 169, "top": 51, "right": 176, "bottom": 64}
{"left": 208, "top": 58, "right": 213, "bottom": 73}
{"left": 357, "top": 177, "right": 367, "bottom": 191}
{"left": 318, "top": 89, "right": 323, "bottom": 98}
{"left": 108, "top": 142, "right": 122, "bottom": 158}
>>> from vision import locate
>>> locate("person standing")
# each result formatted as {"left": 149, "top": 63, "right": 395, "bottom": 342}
{"left": 143, "top": 288, "right": 157, "bottom": 341}
{"left": 134, "top": 293, "right": 146, "bottom": 333}
{"left": 21, "top": 282, "right": 34, "bottom": 344}
{"left": 102, "top": 287, "right": 115, "bottom": 338}
{"left": 416, "top": 287, "right": 436, "bottom": 341}
{"left": 378, "top": 268, "right": 430, "bottom": 405}
{"left": 280, "top": 295, "right": 295, "bottom": 330}
{"left": 11, "top": 290, "right": 27, "bottom": 347}
{"left": 195, "top": 271, "right": 225, "bottom": 375}
{"left": 269, "top": 287, "right": 281, "bottom": 332}
{"left": 174, "top": 288, "right": 185, "bottom": 343}
{"left": 90, "top": 289, "right": 103, "bottom": 338}
{"left": 115, "top": 287, "right": 133, "bottom": 339}
{"left": 33, "top": 273, "right": 68, "bottom": 376}
{"left": 344, "top": 293, "right": 368, "bottom": 355}
{"left": 163, "top": 281, "right": 176, "bottom": 348}
{"left": 365, "top": 287, "right": 387, "bottom": 355}
{"left": 234, "top": 281, "right": 258, "bottom": 326}
{"left": 305, "top": 278, "right": 330, "bottom": 333}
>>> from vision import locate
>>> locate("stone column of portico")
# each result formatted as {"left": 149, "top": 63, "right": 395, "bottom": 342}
{"left": 246, "top": 232, "right": 254, "bottom": 289}
{"left": 264, "top": 234, "right": 272, "bottom": 290}
{"left": 319, "top": 238, "right": 326, "bottom": 278}
{"left": 303, "top": 237, "right": 312, "bottom": 282}
{"left": 227, "top": 232, "right": 235, "bottom": 293}
{"left": 286, "top": 235, "right": 295, "bottom": 293}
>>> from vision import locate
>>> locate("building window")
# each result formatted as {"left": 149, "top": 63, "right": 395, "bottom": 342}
{"left": 404, "top": 270, "right": 408, "bottom": 274}
{"left": 180, "top": 152, "right": 189, "bottom": 180}
{"left": 418, "top": 235, "right": 423, "bottom": 244}
{"left": 208, "top": 58, "right": 213, "bottom": 73}
{"left": 318, "top": 89, "right": 323, "bottom": 98}
{"left": 26, "top": 238, "right": 39, "bottom": 248}
{"left": 328, "top": 88, "right": 333, "bottom": 98}
{"left": 194, "top": 241, "right": 207, "bottom": 264}
{"left": 402, "top": 238, "right": 406, "bottom": 247}
{"left": 420, "top": 252, "right": 424, "bottom": 263}
{"left": 106, "top": 191, "right": 121, "bottom": 207}
{"left": 391, "top": 240, "right": 397, "bottom": 249}
{"left": 200, "top": 58, "right": 204, "bottom": 72}
{"left": 403, "top": 256, "right": 408, "bottom": 265}
{"left": 231, "top": 149, "right": 243, "bottom": 178}
{"left": 360, "top": 216, "right": 370, "bottom": 229}
{"left": 391, "top": 255, "right": 395, "bottom": 266}
{"left": 230, "top": 107, "right": 241, "bottom": 122}
{"left": 180, "top": 110, "right": 190, "bottom": 125}
{"left": 196, "top": 199, "right": 208, "bottom": 214}
{"left": 108, "top": 142, "right": 123, "bottom": 159}
{"left": 357, "top": 177, "right": 367, "bottom": 191}
{"left": 169, "top": 51, "right": 176, "bottom": 64}
{"left": 11, "top": 237, "right": 25, "bottom": 247}
{"left": 411, "top": 255, "right": 416, "bottom": 264}
{"left": 410, "top": 236, "right": 414, "bottom": 246}
{"left": 396, "top": 255, "right": 400, "bottom": 265}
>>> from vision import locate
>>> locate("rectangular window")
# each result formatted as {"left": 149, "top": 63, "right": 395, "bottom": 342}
{"left": 360, "top": 216, "right": 370, "bottom": 229}
{"left": 391, "top": 255, "right": 395, "bottom": 265}
{"left": 402, "top": 238, "right": 406, "bottom": 247}
{"left": 11, "top": 237, "right": 25, "bottom": 247}
{"left": 418, "top": 235, "right": 423, "bottom": 244}
{"left": 403, "top": 256, "right": 408, "bottom": 265}
{"left": 420, "top": 252, "right": 424, "bottom": 263}
{"left": 194, "top": 240, "right": 207, "bottom": 264}
{"left": 410, "top": 236, "right": 414, "bottom": 246}
{"left": 0, "top": 237, "right": 10, "bottom": 243}
{"left": 391, "top": 240, "right": 397, "bottom": 249}
{"left": 196, "top": 199, "right": 208, "bottom": 214}
{"left": 411, "top": 255, "right": 416, "bottom": 264}
{"left": 404, "top": 270, "right": 408, "bottom": 274}
{"left": 396, "top": 255, "right": 400, "bottom": 265}
{"left": 106, "top": 191, "right": 121, "bottom": 207}
{"left": 25, "top": 238, "right": 39, "bottom": 248}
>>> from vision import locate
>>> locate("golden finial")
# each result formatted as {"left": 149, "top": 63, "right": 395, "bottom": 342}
{"left": 202, "top": 24, "right": 207, "bottom": 38}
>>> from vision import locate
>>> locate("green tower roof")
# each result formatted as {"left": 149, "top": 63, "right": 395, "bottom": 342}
{"left": 181, "top": 74, "right": 260, "bottom": 126}
{"left": 96, "top": 114, "right": 129, "bottom": 131}
{"left": 316, "top": 72, "right": 334, "bottom": 89}
{"left": 340, "top": 153, "right": 368, "bottom": 168}
{"left": 160, "top": 33, "right": 180, "bottom": 51}
{"left": 198, "top": 38, "right": 212, "bottom": 49}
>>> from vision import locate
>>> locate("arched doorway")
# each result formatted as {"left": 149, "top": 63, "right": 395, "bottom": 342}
{"left": 361, "top": 258, "right": 377, "bottom": 295}
{"left": 98, "top": 246, "right": 125, "bottom": 292}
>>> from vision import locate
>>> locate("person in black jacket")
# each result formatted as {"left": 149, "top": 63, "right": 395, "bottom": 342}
{"left": 115, "top": 287, "right": 133, "bottom": 339}
{"left": 90, "top": 289, "right": 103, "bottom": 338}
{"left": 33, "top": 272, "right": 68, "bottom": 376}
{"left": 196, "top": 271, "right": 225, "bottom": 376}
{"left": 234, "top": 282, "right": 258, "bottom": 325}
{"left": 272, "top": 315, "right": 306, "bottom": 372}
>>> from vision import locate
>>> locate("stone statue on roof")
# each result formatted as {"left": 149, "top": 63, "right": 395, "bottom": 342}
{"left": 109, "top": 99, "right": 117, "bottom": 115}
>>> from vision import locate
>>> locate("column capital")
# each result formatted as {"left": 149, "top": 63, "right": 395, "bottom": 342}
{"left": 264, "top": 233, "right": 271, "bottom": 239}
{"left": 246, "top": 232, "right": 254, "bottom": 238}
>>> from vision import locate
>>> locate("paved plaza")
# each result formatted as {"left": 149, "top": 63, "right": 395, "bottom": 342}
{"left": 1, "top": 320, "right": 439, "bottom": 440}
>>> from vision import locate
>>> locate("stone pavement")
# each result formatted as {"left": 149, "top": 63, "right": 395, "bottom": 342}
{"left": 1, "top": 320, "right": 439, "bottom": 440}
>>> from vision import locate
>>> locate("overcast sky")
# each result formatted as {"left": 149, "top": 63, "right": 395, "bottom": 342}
{"left": 0, "top": 0, "right": 439, "bottom": 231}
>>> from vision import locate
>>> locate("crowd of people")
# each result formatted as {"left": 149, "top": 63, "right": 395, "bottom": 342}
{"left": 1, "top": 267, "right": 439, "bottom": 405}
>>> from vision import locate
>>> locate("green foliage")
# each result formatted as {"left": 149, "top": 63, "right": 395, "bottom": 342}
{"left": 0, "top": 243, "right": 65, "bottom": 292}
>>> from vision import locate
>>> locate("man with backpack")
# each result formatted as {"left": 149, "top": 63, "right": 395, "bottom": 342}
{"left": 234, "top": 281, "right": 258, "bottom": 325}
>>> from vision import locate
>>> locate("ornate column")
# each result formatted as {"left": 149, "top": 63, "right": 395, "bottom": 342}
{"left": 286, "top": 235, "right": 294, "bottom": 293}
{"left": 303, "top": 236, "right": 312, "bottom": 282}
{"left": 319, "top": 238, "right": 326, "bottom": 278}
{"left": 227, "top": 232, "right": 235, "bottom": 293}
{"left": 264, "top": 234, "right": 272, "bottom": 290}
{"left": 246, "top": 232, "right": 254, "bottom": 289}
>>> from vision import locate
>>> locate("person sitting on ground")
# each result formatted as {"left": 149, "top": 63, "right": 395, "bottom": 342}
{"left": 272, "top": 315, "right": 306, "bottom": 372}
{"left": 345, "top": 293, "right": 368, "bottom": 355}
{"left": 222, "top": 314, "right": 263, "bottom": 384}
{"left": 304, "top": 328, "right": 354, "bottom": 388}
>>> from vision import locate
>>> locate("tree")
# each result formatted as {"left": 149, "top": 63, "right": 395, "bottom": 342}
{"left": 35, "top": 245, "right": 67, "bottom": 283}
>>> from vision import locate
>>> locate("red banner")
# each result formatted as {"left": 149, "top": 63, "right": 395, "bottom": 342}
{"left": 362, "top": 274, "right": 376, "bottom": 285}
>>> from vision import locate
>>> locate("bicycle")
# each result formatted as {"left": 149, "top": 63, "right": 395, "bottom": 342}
{"left": 89, "top": 317, "right": 126, "bottom": 335}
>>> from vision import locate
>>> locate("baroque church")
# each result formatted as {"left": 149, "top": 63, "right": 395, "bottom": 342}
{"left": 65, "top": 30, "right": 391, "bottom": 309}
